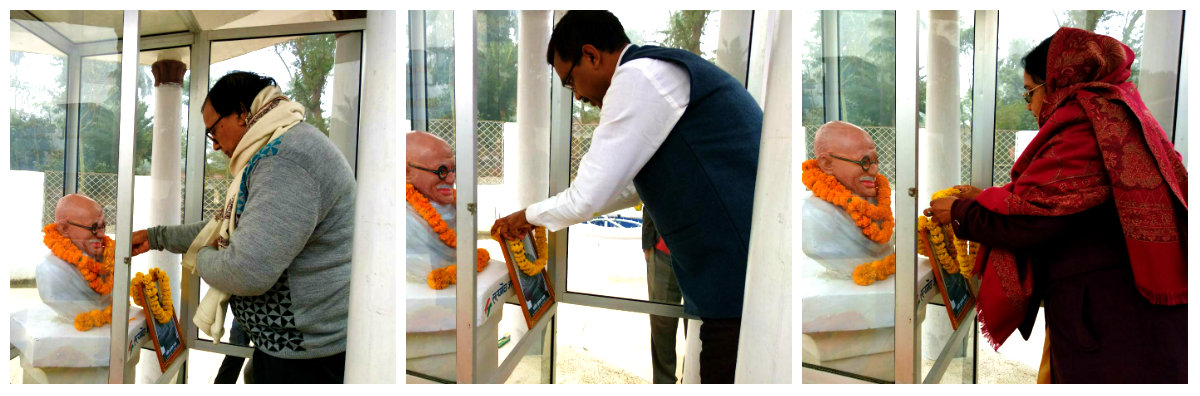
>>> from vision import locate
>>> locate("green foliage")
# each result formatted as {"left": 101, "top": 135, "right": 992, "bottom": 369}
{"left": 662, "top": 10, "right": 711, "bottom": 57}
{"left": 275, "top": 34, "right": 336, "bottom": 135}
{"left": 476, "top": 10, "right": 518, "bottom": 122}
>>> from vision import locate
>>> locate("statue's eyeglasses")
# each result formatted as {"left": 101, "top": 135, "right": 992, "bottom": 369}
{"left": 828, "top": 154, "right": 878, "bottom": 172}
{"left": 66, "top": 220, "right": 106, "bottom": 235}
{"left": 408, "top": 162, "right": 456, "bottom": 181}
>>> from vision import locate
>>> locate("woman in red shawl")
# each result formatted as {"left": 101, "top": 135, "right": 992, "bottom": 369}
{"left": 925, "top": 27, "right": 1187, "bottom": 383}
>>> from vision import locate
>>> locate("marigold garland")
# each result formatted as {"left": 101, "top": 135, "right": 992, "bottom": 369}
{"left": 407, "top": 183, "right": 456, "bottom": 248}
{"left": 73, "top": 305, "right": 112, "bottom": 331}
{"left": 130, "top": 268, "right": 173, "bottom": 324}
{"left": 918, "top": 187, "right": 980, "bottom": 277}
{"left": 495, "top": 226, "right": 549, "bottom": 276}
{"left": 852, "top": 253, "right": 897, "bottom": 286}
{"left": 802, "top": 159, "right": 894, "bottom": 244}
{"left": 426, "top": 248, "right": 492, "bottom": 290}
{"left": 43, "top": 223, "right": 115, "bottom": 295}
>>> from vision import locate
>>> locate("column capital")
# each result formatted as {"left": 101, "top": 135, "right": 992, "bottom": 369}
{"left": 151, "top": 59, "right": 187, "bottom": 86}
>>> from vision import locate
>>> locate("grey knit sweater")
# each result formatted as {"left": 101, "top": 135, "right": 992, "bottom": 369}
{"left": 148, "top": 122, "right": 355, "bottom": 359}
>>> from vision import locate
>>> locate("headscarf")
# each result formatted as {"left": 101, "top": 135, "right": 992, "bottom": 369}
{"left": 973, "top": 27, "right": 1187, "bottom": 350}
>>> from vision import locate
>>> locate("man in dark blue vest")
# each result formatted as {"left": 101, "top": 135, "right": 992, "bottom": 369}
{"left": 492, "top": 10, "right": 761, "bottom": 383}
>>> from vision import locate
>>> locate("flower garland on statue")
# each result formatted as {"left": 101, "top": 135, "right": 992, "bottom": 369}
{"left": 43, "top": 223, "right": 118, "bottom": 331}
{"left": 426, "top": 249, "right": 492, "bottom": 290}
{"left": 43, "top": 223, "right": 115, "bottom": 295}
{"left": 852, "top": 253, "right": 897, "bottom": 286}
{"left": 918, "top": 187, "right": 979, "bottom": 277}
{"left": 406, "top": 183, "right": 456, "bottom": 248}
{"left": 801, "top": 159, "right": 894, "bottom": 244}
{"left": 130, "top": 268, "right": 173, "bottom": 324}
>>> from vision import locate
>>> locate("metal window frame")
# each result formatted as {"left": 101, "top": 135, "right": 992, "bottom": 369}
{"left": 408, "top": 10, "right": 428, "bottom": 131}
{"left": 452, "top": 9, "right": 480, "bottom": 384}
{"left": 822, "top": 10, "right": 841, "bottom": 121}
{"left": 971, "top": 11, "right": 998, "bottom": 189}
{"left": 894, "top": 9, "right": 920, "bottom": 385}
{"left": 107, "top": 9, "right": 139, "bottom": 383}
{"left": 1176, "top": 12, "right": 1189, "bottom": 166}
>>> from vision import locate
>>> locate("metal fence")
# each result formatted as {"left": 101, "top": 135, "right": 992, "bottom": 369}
{"left": 570, "top": 122, "right": 597, "bottom": 182}
{"left": 802, "top": 125, "right": 976, "bottom": 188}
{"left": 425, "top": 118, "right": 505, "bottom": 185}
{"left": 40, "top": 171, "right": 229, "bottom": 231}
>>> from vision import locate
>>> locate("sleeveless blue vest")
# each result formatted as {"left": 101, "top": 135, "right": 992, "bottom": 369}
{"left": 620, "top": 45, "right": 762, "bottom": 318}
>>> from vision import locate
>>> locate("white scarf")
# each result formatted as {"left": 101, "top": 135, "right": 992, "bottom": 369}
{"left": 184, "top": 85, "right": 305, "bottom": 341}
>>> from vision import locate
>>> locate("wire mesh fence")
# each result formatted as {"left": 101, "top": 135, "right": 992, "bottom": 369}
{"left": 40, "top": 171, "right": 228, "bottom": 231}
{"left": 425, "top": 118, "right": 505, "bottom": 184}
{"left": 802, "top": 125, "right": 977, "bottom": 188}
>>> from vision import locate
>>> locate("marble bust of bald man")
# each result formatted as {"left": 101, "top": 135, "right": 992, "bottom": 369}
{"left": 36, "top": 194, "right": 112, "bottom": 320}
{"left": 802, "top": 121, "right": 894, "bottom": 277}
{"left": 405, "top": 131, "right": 458, "bottom": 284}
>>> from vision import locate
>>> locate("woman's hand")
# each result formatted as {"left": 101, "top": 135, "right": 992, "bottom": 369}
{"left": 925, "top": 197, "right": 957, "bottom": 224}
{"left": 953, "top": 184, "right": 983, "bottom": 200}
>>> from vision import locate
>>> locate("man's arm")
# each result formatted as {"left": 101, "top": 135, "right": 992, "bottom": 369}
{"left": 524, "top": 58, "right": 689, "bottom": 231}
{"left": 195, "top": 157, "right": 320, "bottom": 296}
{"left": 146, "top": 221, "right": 209, "bottom": 254}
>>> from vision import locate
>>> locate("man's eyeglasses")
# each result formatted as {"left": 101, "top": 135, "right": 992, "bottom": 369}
{"left": 561, "top": 59, "right": 579, "bottom": 90}
{"left": 205, "top": 114, "right": 226, "bottom": 143}
{"left": 828, "top": 154, "right": 879, "bottom": 172}
{"left": 66, "top": 220, "right": 106, "bottom": 235}
{"left": 408, "top": 162, "right": 456, "bottom": 181}
{"left": 1022, "top": 83, "right": 1045, "bottom": 104}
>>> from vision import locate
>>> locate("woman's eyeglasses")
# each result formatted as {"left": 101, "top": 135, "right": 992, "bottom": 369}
{"left": 828, "top": 154, "right": 878, "bottom": 172}
{"left": 205, "top": 114, "right": 226, "bottom": 143}
{"left": 1022, "top": 83, "right": 1045, "bottom": 104}
{"left": 408, "top": 162, "right": 456, "bottom": 181}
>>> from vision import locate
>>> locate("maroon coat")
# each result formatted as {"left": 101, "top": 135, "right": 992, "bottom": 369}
{"left": 951, "top": 198, "right": 1187, "bottom": 383}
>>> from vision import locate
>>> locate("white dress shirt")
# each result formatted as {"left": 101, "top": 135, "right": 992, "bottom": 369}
{"left": 526, "top": 45, "right": 691, "bottom": 231}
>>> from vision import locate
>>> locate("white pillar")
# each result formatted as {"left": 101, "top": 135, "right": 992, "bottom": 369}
{"left": 734, "top": 10, "right": 791, "bottom": 384}
{"left": 344, "top": 10, "right": 397, "bottom": 384}
{"left": 716, "top": 10, "right": 753, "bottom": 87}
{"left": 919, "top": 10, "right": 961, "bottom": 204}
{"left": 918, "top": 10, "right": 959, "bottom": 359}
{"left": 331, "top": 32, "right": 362, "bottom": 171}
{"left": 141, "top": 59, "right": 185, "bottom": 382}
{"left": 515, "top": 11, "right": 553, "bottom": 208}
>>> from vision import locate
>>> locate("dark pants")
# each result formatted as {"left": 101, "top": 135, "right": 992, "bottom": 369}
{"left": 214, "top": 320, "right": 250, "bottom": 384}
{"left": 698, "top": 317, "right": 741, "bottom": 384}
{"left": 647, "top": 249, "right": 685, "bottom": 384}
{"left": 251, "top": 349, "right": 346, "bottom": 384}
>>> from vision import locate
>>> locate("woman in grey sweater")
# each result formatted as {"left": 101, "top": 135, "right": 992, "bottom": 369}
{"left": 132, "top": 71, "right": 355, "bottom": 383}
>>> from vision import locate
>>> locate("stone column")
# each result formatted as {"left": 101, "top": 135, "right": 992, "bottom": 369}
{"left": 343, "top": 10, "right": 396, "bottom": 384}
{"left": 515, "top": 11, "right": 553, "bottom": 208}
{"left": 141, "top": 58, "right": 185, "bottom": 383}
{"left": 734, "top": 10, "right": 792, "bottom": 384}
{"left": 919, "top": 10, "right": 960, "bottom": 358}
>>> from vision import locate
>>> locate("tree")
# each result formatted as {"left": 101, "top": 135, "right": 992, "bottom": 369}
{"left": 275, "top": 34, "right": 335, "bottom": 135}
{"left": 662, "top": 11, "right": 711, "bottom": 58}
{"left": 476, "top": 10, "right": 518, "bottom": 122}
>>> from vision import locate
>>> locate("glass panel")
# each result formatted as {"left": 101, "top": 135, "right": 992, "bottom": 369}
{"left": 916, "top": 10, "right": 976, "bottom": 383}
{"left": 801, "top": 10, "right": 825, "bottom": 154}
{"left": 993, "top": 10, "right": 1147, "bottom": 186}
{"left": 404, "top": 10, "right": 460, "bottom": 383}
{"left": 499, "top": 303, "right": 553, "bottom": 384}
{"left": 564, "top": 9, "right": 725, "bottom": 303}
{"left": 77, "top": 54, "right": 123, "bottom": 232}
{"left": 8, "top": 18, "right": 69, "bottom": 384}
{"left": 555, "top": 303, "right": 686, "bottom": 383}
{"left": 800, "top": 10, "right": 898, "bottom": 383}
{"left": 200, "top": 32, "right": 360, "bottom": 349}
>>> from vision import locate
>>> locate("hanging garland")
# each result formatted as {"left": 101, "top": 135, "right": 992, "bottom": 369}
{"left": 43, "top": 223, "right": 115, "bottom": 295}
{"left": 802, "top": 159, "right": 894, "bottom": 244}
{"left": 918, "top": 187, "right": 979, "bottom": 277}
{"left": 852, "top": 253, "right": 897, "bottom": 286}
{"left": 426, "top": 248, "right": 492, "bottom": 290}
{"left": 406, "top": 183, "right": 456, "bottom": 248}
{"left": 496, "top": 226, "right": 549, "bottom": 276}
{"left": 131, "top": 268, "right": 174, "bottom": 324}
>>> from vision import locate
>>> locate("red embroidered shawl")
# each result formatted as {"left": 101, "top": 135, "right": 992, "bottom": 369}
{"left": 974, "top": 27, "right": 1188, "bottom": 350}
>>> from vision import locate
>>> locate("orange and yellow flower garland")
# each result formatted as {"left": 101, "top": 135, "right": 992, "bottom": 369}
{"left": 802, "top": 159, "right": 894, "bottom": 244}
{"left": 852, "top": 253, "right": 897, "bottom": 286}
{"left": 74, "top": 306, "right": 112, "bottom": 331}
{"left": 130, "top": 268, "right": 173, "bottom": 324}
{"left": 918, "top": 187, "right": 979, "bottom": 277}
{"left": 43, "top": 224, "right": 115, "bottom": 295}
{"left": 496, "top": 226, "right": 549, "bottom": 276}
{"left": 407, "top": 183, "right": 456, "bottom": 248}
{"left": 426, "top": 248, "right": 492, "bottom": 290}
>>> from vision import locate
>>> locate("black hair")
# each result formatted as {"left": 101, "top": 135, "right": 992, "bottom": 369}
{"left": 545, "top": 10, "right": 631, "bottom": 65}
{"left": 1021, "top": 35, "right": 1053, "bottom": 84}
{"left": 205, "top": 71, "right": 278, "bottom": 117}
